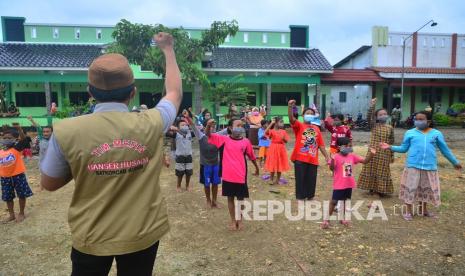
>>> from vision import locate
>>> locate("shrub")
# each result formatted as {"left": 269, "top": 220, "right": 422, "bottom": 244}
{"left": 451, "top": 103, "right": 465, "bottom": 113}
{"left": 433, "top": 113, "right": 450, "bottom": 126}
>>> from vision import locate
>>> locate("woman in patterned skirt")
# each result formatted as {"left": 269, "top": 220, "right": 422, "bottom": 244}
{"left": 380, "top": 111, "right": 462, "bottom": 220}
{"left": 358, "top": 98, "right": 394, "bottom": 197}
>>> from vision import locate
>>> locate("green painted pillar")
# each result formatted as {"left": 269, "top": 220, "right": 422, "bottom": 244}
{"left": 59, "top": 82, "right": 66, "bottom": 108}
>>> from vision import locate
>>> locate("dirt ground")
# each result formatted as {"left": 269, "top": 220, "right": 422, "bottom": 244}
{"left": 1, "top": 128, "right": 465, "bottom": 276}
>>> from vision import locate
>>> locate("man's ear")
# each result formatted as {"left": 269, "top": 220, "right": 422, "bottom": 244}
{"left": 130, "top": 87, "right": 137, "bottom": 100}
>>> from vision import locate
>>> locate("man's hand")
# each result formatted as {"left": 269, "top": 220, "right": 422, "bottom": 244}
{"left": 169, "top": 126, "right": 178, "bottom": 132}
{"left": 369, "top": 147, "right": 377, "bottom": 155}
{"left": 154, "top": 32, "right": 174, "bottom": 52}
{"left": 371, "top": 98, "right": 377, "bottom": 106}
{"left": 288, "top": 99, "right": 296, "bottom": 107}
{"left": 27, "top": 115, "right": 33, "bottom": 121}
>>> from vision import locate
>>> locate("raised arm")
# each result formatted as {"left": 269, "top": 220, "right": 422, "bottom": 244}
{"left": 367, "top": 98, "right": 377, "bottom": 129}
{"left": 288, "top": 99, "right": 297, "bottom": 125}
{"left": 155, "top": 32, "right": 182, "bottom": 112}
{"left": 265, "top": 118, "right": 275, "bottom": 136}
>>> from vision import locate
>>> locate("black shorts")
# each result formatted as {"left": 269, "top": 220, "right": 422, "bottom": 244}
{"left": 222, "top": 180, "right": 249, "bottom": 199}
{"left": 332, "top": 188, "right": 352, "bottom": 201}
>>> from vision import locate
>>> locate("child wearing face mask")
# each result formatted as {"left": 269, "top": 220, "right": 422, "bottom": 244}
{"left": 325, "top": 112, "right": 352, "bottom": 155}
{"left": 205, "top": 118, "right": 259, "bottom": 231}
{"left": 166, "top": 118, "right": 194, "bottom": 192}
{"left": 380, "top": 111, "right": 462, "bottom": 221}
{"left": 0, "top": 124, "right": 33, "bottom": 223}
{"left": 358, "top": 98, "right": 395, "bottom": 200}
{"left": 321, "top": 137, "right": 376, "bottom": 229}
{"left": 264, "top": 117, "right": 290, "bottom": 185}
{"left": 288, "top": 100, "right": 330, "bottom": 202}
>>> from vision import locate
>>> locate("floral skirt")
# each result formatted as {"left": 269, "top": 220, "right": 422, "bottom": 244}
{"left": 399, "top": 168, "right": 440, "bottom": 207}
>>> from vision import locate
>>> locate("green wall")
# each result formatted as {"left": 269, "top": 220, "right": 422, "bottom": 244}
{"left": 24, "top": 24, "right": 290, "bottom": 47}
{"left": 25, "top": 25, "right": 114, "bottom": 43}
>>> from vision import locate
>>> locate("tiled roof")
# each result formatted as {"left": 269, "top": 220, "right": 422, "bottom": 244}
{"left": 371, "top": 67, "right": 465, "bottom": 74}
{"left": 204, "top": 47, "right": 332, "bottom": 72}
{"left": 321, "top": 69, "right": 385, "bottom": 82}
{"left": 0, "top": 43, "right": 103, "bottom": 68}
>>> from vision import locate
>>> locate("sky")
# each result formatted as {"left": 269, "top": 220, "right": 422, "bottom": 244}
{"left": 1, "top": 0, "right": 464, "bottom": 64}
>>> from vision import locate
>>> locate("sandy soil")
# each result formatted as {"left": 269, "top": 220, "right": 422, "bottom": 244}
{"left": 1, "top": 128, "right": 465, "bottom": 275}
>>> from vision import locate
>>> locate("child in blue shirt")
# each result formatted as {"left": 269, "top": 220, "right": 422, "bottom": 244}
{"left": 258, "top": 120, "right": 271, "bottom": 180}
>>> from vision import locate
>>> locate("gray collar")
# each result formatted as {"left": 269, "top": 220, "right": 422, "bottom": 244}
{"left": 93, "top": 102, "right": 129, "bottom": 113}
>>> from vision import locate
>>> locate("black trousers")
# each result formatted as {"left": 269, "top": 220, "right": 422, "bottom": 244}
{"left": 294, "top": 161, "right": 318, "bottom": 200}
{"left": 71, "top": 241, "right": 159, "bottom": 276}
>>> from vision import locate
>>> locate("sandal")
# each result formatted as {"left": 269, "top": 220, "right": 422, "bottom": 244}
{"left": 423, "top": 211, "right": 438, "bottom": 219}
{"left": 261, "top": 174, "right": 271, "bottom": 180}
{"left": 403, "top": 213, "right": 413, "bottom": 221}
{"left": 340, "top": 220, "right": 351, "bottom": 227}
{"left": 321, "top": 220, "right": 330, "bottom": 229}
{"left": 279, "top": 178, "right": 288, "bottom": 185}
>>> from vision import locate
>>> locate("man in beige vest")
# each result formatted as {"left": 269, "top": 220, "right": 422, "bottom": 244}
{"left": 40, "top": 32, "right": 182, "bottom": 276}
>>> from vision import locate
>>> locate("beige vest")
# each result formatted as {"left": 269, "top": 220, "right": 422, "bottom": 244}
{"left": 54, "top": 109, "right": 169, "bottom": 256}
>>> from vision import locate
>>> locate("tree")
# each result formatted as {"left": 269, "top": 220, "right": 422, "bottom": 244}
{"left": 109, "top": 19, "right": 239, "bottom": 84}
{"left": 206, "top": 75, "right": 252, "bottom": 114}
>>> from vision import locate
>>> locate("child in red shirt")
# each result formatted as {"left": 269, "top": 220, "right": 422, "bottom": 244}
{"left": 324, "top": 112, "right": 352, "bottom": 155}
{"left": 288, "top": 100, "right": 330, "bottom": 201}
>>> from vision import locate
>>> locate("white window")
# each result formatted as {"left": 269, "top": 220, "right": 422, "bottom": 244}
{"left": 423, "top": 37, "right": 427, "bottom": 47}
{"left": 401, "top": 36, "right": 405, "bottom": 44}
{"left": 243, "top": 33, "right": 249, "bottom": 43}
{"left": 75, "top": 28, "right": 80, "bottom": 39}
{"left": 441, "top": 38, "right": 445, "bottom": 48}
{"left": 432, "top": 37, "right": 436, "bottom": 47}
{"left": 388, "top": 36, "right": 392, "bottom": 45}
{"left": 281, "top": 33, "right": 286, "bottom": 44}
{"left": 31, "top": 27, "right": 37, "bottom": 39}
{"left": 262, "top": 33, "right": 268, "bottom": 43}
{"left": 225, "top": 35, "right": 230, "bottom": 43}
{"left": 96, "top": 29, "right": 102, "bottom": 39}
{"left": 53, "top": 28, "right": 59, "bottom": 39}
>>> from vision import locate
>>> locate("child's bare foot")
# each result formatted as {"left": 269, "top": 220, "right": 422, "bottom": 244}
{"left": 176, "top": 187, "right": 182, "bottom": 193}
{"left": 229, "top": 222, "right": 238, "bottom": 231}
{"left": 16, "top": 214, "right": 25, "bottom": 223}
{"left": 321, "top": 220, "right": 330, "bottom": 229}
{"left": 236, "top": 220, "right": 244, "bottom": 230}
{"left": 186, "top": 186, "right": 192, "bottom": 192}
{"left": 211, "top": 202, "right": 221, "bottom": 209}
{"left": 2, "top": 215, "right": 16, "bottom": 224}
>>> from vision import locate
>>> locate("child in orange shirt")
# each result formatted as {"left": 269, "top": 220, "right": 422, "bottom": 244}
{"left": 0, "top": 124, "right": 33, "bottom": 223}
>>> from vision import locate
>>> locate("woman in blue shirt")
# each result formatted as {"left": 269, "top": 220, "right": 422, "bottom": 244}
{"left": 381, "top": 111, "right": 462, "bottom": 221}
